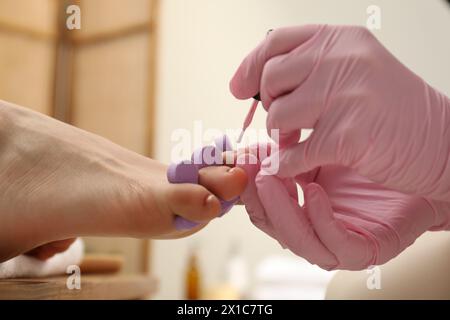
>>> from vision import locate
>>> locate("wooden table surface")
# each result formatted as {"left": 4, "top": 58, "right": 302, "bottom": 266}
{"left": 0, "top": 274, "right": 157, "bottom": 300}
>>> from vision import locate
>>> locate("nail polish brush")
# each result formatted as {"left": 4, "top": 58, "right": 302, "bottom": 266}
{"left": 237, "top": 93, "right": 261, "bottom": 143}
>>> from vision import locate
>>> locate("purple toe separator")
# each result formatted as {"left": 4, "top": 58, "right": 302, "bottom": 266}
{"left": 220, "top": 197, "right": 239, "bottom": 216}
{"left": 167, "top": 160, "right": 200, "bottom": 230}
{"left": 215, "top": 135, "right": 233, "bottom": 153}
{"left": 174, "top": 217, "right": 199, "bottom": 230}
{"left": 191, "top": 145, "right": 219, "bottom": 169}
{"left": 168, "top": 135, "right": 238, "bottom": 230}
{"left": 167, "top": 161, "right": 199, "bottom": 184}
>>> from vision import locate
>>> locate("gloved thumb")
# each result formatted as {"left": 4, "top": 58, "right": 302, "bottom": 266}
{"left": 235, "top": 153, "right": 272, "bottom": 233}
{"left": 261, "top": 135, "right": 337, "bottom": 179}
{"left": 255, "top": 173, "right": 338, "bottom": 269}
{"left": 304, "top": 183, "right": 376, "bottom": 270}
{"left": 236, "top": 152, "right": 297, "bottom": 242}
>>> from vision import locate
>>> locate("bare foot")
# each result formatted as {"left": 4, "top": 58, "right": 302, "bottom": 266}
{"left": 0, "top": 101, "right": 246, "bottom": 262}
{"left": 156, "top": 165, "right": 248, "bottom": 239}
{"left": 25, "top": 238, "right": 77, "bottom": 261}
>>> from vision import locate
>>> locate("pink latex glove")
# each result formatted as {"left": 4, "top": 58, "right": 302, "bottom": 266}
{"left": 230, "top": 24, "right": 450, "bottom": 201}
{"left": 237, "top": 147, "right": 450, "bottom": 270}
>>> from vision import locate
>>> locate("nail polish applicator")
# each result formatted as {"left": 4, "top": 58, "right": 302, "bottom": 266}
{"left": 237, "top": 93, "right": 261, "bottom": 143}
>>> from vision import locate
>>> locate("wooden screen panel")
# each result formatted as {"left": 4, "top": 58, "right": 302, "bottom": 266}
{"left": 72, "top": 33, "right": 150, "bottom": 154}
{"left": 72, "top": 32, "right": 152, "bottom": 273}
{"left": 68, "top": 0, "right": 155, "bottom": 274}
{"left": 0, "top": 0, "right": 57, "bottom": 115}
{"left": 74, "top": 0, "right": 151, "bottom": 38}
{"left": 0, "top": 0, "right": 57, "bottom": 35}
{"left": 0, "top": 32, "right": 55, "bottom": 114}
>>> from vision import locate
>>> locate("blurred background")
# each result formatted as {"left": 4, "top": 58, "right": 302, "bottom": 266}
{"left": 0, "top": 0, "right": 449, "bottom": 299}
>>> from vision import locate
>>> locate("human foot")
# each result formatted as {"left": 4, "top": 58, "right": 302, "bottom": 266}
{"left": 0, "top": 101, "right": 246, "bottom": 262}
{"left": 23, "top": 165, "right": 248, "bottom": 259}
{"left": 25, "top": 238, "right": 77, "bottom": 261}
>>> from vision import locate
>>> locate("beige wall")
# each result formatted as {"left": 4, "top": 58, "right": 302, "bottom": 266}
{"left": 153, "top": 0, "right": 450, "bottom": 299}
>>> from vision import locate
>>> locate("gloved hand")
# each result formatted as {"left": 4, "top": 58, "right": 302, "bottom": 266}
{"left": 236, "top": 147, "right": 450, "bottom": 270}
{"left": 230, "top": 24, "right": 450, "bottom": 201}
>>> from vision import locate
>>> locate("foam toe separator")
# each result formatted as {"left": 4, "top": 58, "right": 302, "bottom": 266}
{"left": 168, "top": 135, "right": 238, "bottom": 231}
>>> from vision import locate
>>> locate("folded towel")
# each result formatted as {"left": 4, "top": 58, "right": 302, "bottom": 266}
{"left": 0, "top": 239, "right": 84, "bottom": 279}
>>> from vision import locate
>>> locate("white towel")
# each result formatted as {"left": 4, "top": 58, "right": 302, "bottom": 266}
{"left": 0, "top": 239, "right": 84, "bottom": 279}
{"left": 252, "top": 255, "right": 336, "bottom": 300}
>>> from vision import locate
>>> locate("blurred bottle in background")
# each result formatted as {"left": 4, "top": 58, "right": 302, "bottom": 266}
{"left": 185, "top": 244, "right": 201, "bottom": 300}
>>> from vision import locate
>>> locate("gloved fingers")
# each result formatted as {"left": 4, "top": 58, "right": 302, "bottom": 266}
{"left": 235, "top": 153, "right": 276, "bottom": 238}
{"left": 266, "top": 79, "right": 324, "bottom": 134}
{"left": 256, "top": 173, "right": 338, "bottom": 269}
{"left": 264, "top": 132, "right": 340, "bottom": 179}
{"left": 260, "top": 46, "right": 317, "bottom": 109}
{"left": 266, "top": 124, "right": 301, "bottom": 149}
{"left": 427, "top": 199, "right": 450, "bottom": 231}
{"left": 236, "top": 151, "right": 298, "bottom": 215}
{"left": 295, "top": 167, "right": 321, "bottom": 188}
{"left": 224, "top": 142, "right": 274, "bottom": 167}
{"left": 237, "top": 142, "right": 273, "bottom": 163}
{"left": 304, "top": 183, "right": 376, "bottom": 270}
{"left": 229, "top": 25, "right": 322, "bottom": 100}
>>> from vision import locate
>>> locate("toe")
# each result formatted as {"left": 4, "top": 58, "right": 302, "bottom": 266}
{"left": 198, "top": 166, "right": 248, "bottom": 201}
{"left": 165, "top": 183, "right": 222, "bottom": 222}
